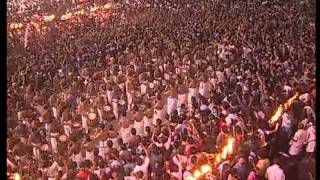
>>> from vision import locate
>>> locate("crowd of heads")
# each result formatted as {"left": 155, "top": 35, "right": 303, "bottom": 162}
{"left": 7, "top": 0, "right": 316, "bottom": 179}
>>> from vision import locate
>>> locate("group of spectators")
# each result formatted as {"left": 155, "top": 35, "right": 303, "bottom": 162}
{"left": 7, "top": 0, "right": 316, "bottom": 179}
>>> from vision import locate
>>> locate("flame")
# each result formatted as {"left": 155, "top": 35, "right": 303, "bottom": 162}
{"left": 90, "top": 6, "right": 99, "bottom": 12}
{"left": 193, "top": 170, "right": 202, "bottom": 179}
{"left": 60, "top": 12, "right": 73, "bottom": 20}
{"left": 14, "top": 173, "right": 21, "bottom": 180}
{"left": 189, "top": 138, "right": 235, "bottom": 179}
{"left": 218, "top": 137, "right": 235, "bottom": 162}
{"left": 10, "top": 23, "right": 23, "bottom": 29}
{"left": 74, "top": 10, "right": 85, "bottom": 15}
{"left": 43, "top": 15, "right": 55, "bottom": 22}
{"left": 200, "top": 165, "right": 212, "bottom": 174}
{"left": 186, "top": 176, "right": 196, "bottom": 180}
{"left": 104, "top": 3, "right": 112, "bottom": 9}
{"left": 269, "top": 92, "right": 299, "bottom": 125}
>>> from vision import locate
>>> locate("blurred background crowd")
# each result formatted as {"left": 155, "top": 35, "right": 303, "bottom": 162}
{"left": 7, "top": 0, "right": 316, "bottom": 179}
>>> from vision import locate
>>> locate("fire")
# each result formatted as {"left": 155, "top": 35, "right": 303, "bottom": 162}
{"left": 193, "top": 170, "right": 201, "bottom": 179}
{"left": 14, "top": 173, "right": 21, "bottom": 180}
{"left": 269, "top": 92, "right": 299, "bottom": 125}
{"left": 104, "top": 3, "right": 112, "bottom": 9}
{"left": 10, "top": 23, "right": 23, "bottom": 29}
{"left": 187, "top": 138, "right": 235, "bottom": 179}
{"left": 217, "top": 137, "right": 235, "bottom": 163}
{"left": 200, "top": 165, "right": 212, "bottom": 174}
{"left": 43, "top": 15, "right": 55, "bottom": 22}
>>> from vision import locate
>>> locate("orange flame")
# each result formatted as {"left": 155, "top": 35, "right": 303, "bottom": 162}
{"left": 269, "top": 92, "right": 299, "bottom": 125}
{"left": 188, "top": 138, "right": 235, "bottom": 179}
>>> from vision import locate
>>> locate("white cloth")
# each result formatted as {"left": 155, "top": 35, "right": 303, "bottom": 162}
{"left": 281, "top": 112, "right": 292, "bottom": 129}
{"left": 112, "top": 100, "right": 119, "bottom": 119}
{"left": 143, "top": 116, "right": 153, "bottom": 130}
{"left": 81, "top": 115, "right": 89, "bottom": 133}
{"left": 265, "top": 164, "right": 285, "bottom": 180}
{"left": 225, "top": 113, "right": 238, "bottom": 126}
{"left": 86, "top": 150, "right": 95, "bottom": 162}
{"left": 177, "top": 94, "right": 188, "bottom": 107}
{"left": 153, "top": 108, "right": 166, "bottom": 125}
{"left": 188, "top": 88, "right": 198, "bottom": 110}
{"left": 63, "top": 124, "right": 72, "bottom": 137}
{"left": 107, "top": 90, "right": 113, "bottom": 104}
{"left": 199, "top": 82, "right": 210, "bottom": 98}
{"left": 134, "top": 120, "right": 145, "bottom": 136}
{"left": 71, "top": 153, "right": 83, "bottom": 168}
{"left": 216, "top": 71, "right": 225, "bottom": 84}
{"left": 140, "top": 84, "right": 147, "bottom": 95}
{"left": 50, "top": 137, "right": 58, "bottom": 153}
{"left": 289, "top": 129, "right": 308, "bottom": 156}
{"left": 133, "top": 157, "right": 150, "bottom": 175}
{"left": 306, "top": 126, "right": 316, "bottom": 153}
{"left": 98, "top": 140, "right": 108, "bottom": 158}
{"left": 167, "top": 97, "right": 178, "bottom": 115}
{"left": 119, "top": 127, "right": 132, "bottom": 144}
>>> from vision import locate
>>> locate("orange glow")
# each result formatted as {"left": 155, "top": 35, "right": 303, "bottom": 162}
{"left": 43, "top": 15, "right": 55, "bottom": 22}
{"left": 269, "top": 92, "right": 299, "bottom": 125}
{"left": 104, "top": 3, "right": 112, "bottom": 9}
{"left": 10, "top": 23, "right": 23, "bottom": 29}
{"left": 200, "top": 165, "right": 212, "bottom": 174}
{"left": 186, "top": 176, "right": 196, "bottom": 180}
{"left": 14, "top": 173, "right": 21, "bottom": 180}
{"left": 193, "top": 170, "right": 201, "bottom": 179}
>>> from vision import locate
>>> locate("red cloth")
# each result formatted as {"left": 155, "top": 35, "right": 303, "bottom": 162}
{"left": 76, "top": 170, "right": 89, "bottom": 179}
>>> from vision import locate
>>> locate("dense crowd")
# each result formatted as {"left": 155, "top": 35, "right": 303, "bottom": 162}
{"left": 7, "top": 0, "right": 316, "bottom": 179}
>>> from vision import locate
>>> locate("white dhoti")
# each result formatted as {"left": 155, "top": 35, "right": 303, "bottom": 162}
{"left": 81, "top": 115, "right": 89, "bottom": 134}
{"left": 127, "top": 93, "right": 133, "bottom": 111}
{"left": 52, "top": 107, "right": 58, "bottom": 119}
{"left": 50, "top": 137, "right": 58, "bottom": 153}
{"left": 140, "top": 84, "right": 147, "bottom": 95}
{"left": 112, "top": 100, "right": 119, "bottom": 119}
{"left": 306, "top": 141, "right": 316, "bottom": 153}
{"left": 97, "top": 108, "right": 103, "bottom": 122}
{"left": 177, "top": 94, "right": 188, "bottom": 107}
{"left": 64, "top": 125, "right": 72, "bottom": 137}
{"left": 107, "top": 90, "right": 113, "bottom": 104}
{"left": 98, "top": 141, "right": 108, "bottom": 159}
{"left": 167, "top": 97, "right": 177, "bottom": 115}
{"left": 32, "top": 146, "right": 40, "bottom": 159}
{"left": 143, "top": 116, "right": 153, "bottom": 130}
{"left": 188, "top": 88, "right": 198, "bottom": 111}
{"left": 153, "top": 109, "right": 166, "bottom": 126}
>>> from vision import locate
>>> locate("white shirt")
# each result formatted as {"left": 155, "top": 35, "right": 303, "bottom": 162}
{"left": 225, "top": 113, "right": 238, "bottom": 126}
{"left": 199, "top": 82, "right": 210, "bottom": 98}
{"left": 281, "top": 112, "right": 292, "bottom": 129}
{"left": 120, "top": 127, "right": 132, "bottom": 144}
{"left": 265, "top": 164, "right": 285, "bottom": 180}
{"left": 306, "top": 126, "right": 316, "bottom": 152}
{"left": 133, "top": 157, "right": 150, "bottom": 175}
{"left": 289, "top": 129, "right": 308, "bottom": 156}
{"left": 134, "top": 120, "right": 145, "bottom": 136}
{"left": 167, "top": 97, "right": 177, "bottom": 115}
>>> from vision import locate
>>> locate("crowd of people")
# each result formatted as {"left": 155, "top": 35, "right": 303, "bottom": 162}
{"left": 7, "top": 0, "right": 316, "bottom": 179}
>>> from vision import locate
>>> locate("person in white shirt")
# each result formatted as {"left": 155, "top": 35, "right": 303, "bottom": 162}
{"left": 265, "top": 157, "right": 285, "bottom": 180}
{"left": 132, "top": 146, "right": 150, "bottom": 176}
{"left": 288, "top": 123, "right": 308, "bottom": 156}
{"left": 305, "top": 122, "right": 316, "bottom": 155}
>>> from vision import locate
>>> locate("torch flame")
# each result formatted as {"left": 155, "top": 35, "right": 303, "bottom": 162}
{"left": 14, "top": 173, "right": 21, "bottom": 180}
{"left": 43, "top": 14, "right": 55, "bottom": 22}
{"left": 269, "top": 92, "right": 299, "bottom": 125}
{"left": 104, "top": 3, "right": 112, "bottom": 9}
{"left": 200, "top": 165, "right": 212, "bottom": 174}
{"left": 193, "top": 170, "right": 201, "bottom": 179}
